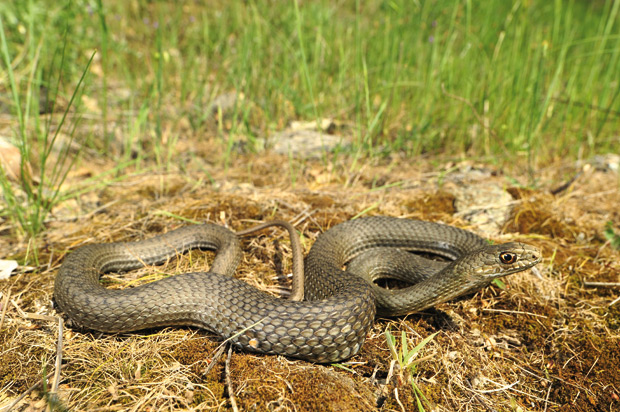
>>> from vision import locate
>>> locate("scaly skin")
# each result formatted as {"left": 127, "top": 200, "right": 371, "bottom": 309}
{"left": 54, "top": 216, "right": 541, "bottom": 362}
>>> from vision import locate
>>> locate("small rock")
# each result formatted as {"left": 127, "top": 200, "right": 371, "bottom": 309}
{"left": 272, "top": 129, "right": 343, "bottom": 158}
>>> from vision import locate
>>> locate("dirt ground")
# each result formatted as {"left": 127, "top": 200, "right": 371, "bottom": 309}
{"left": 1, "top": 144, "right": 619, "bottom": 411}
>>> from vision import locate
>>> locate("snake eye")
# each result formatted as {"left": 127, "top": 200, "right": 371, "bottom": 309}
{"left": 499, "top": 252, "right": 517, "bottom": 264}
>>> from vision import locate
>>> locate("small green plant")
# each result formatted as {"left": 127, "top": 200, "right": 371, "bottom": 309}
{"left": 0, "top": 15, "right": 92, "bottom": 243}
{"left": 604, "top": 222, "right": 620, "bottom": 250}
{"left": 385, "top": 328, "right": 438, "bottom": 412}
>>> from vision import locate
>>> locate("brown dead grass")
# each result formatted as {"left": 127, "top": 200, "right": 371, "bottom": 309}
{"left": 1, "top": 148, "right": 619, "bottom": 412}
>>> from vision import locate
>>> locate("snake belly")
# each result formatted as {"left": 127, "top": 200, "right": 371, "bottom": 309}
{"left": 54, "top": 216, "right": 541, "bottom": 362}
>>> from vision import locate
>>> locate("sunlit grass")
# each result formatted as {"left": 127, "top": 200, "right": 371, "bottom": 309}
{"left": 3, "top": 0, "right": 618, "bottom": 159}
{"left": 0, "top": 0, "right": 618, "bottom": 239}
{"left": 0, "top": 11, "right": 93, "bottom": 245}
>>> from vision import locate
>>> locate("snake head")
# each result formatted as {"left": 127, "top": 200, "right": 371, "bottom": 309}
{"left": 465, "top": 242, "right": 542, "bottom": 281}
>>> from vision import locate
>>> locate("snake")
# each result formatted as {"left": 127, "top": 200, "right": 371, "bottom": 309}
{"left": 53, "top": 216, "right": 541, "bottom": 363}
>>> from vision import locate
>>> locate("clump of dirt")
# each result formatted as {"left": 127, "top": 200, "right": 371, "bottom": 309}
{"left": 229, "top": 356, "right": 375, "bottom": 411}
{"left": 504, "top": 188, "right": 578, "bottom": 239}
{"left": 402, "top": 190, "right": 456, "bottom": 217}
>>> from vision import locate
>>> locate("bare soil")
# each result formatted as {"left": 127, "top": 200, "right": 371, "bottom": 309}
{"left": 1, "top": 146, "right": 619, "bottom": 412}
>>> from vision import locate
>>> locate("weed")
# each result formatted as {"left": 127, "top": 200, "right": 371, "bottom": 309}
{"left": 385, "top": 328, "right": 438, "bottom": 412}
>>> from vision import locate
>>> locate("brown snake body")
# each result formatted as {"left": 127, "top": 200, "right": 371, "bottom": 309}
{"left": 54, "top": 216, "right": 541, "bottom": 362}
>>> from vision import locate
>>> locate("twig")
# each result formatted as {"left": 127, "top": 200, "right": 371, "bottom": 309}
{"left": 375, "top": 359, "right": 396, "bottom": 407}
{"left": 530, "top": 266, "right": 544, "bottom": 280}
{"left": 465, "top": 378, "right": 497, "bottom": 412}
{"left": 203, "top": 344, "right": 227, "bottom": 376}
{"left": 543, "top": 382, "right": 553, "bottom": 412}
{"left": 394, "top": 388, "right": 406, "bottom": 412}
{"left": 584, "top": 356, "right": 599, "bottom": 379}
{"left": 4, "top": 379, "right": 42, "bottom": 412}
{"left": 51, "top": 318, "right": 63, "bottom": 394}
{"left": 3, "top": 362, "right": 71, "bottom": 412}
{"left": 472, "top": 380, "right": 520, "bottom": 394}
{"left": 225, "top": 344, "right": 239, "bottom": 412}
{"left": 3, "top": 315, "right": 66, "bottom": 412}
{"left": 482, "top": 308, "right": 548, "bottom": 318}
{"left": 609, "top": 296, "right": 620, "bottom": 307}
{"left": 583, "top": 281, "right": 620, "bottom": 288}
{"left": 0, "top": 288, "right": 11, "bottom": 331}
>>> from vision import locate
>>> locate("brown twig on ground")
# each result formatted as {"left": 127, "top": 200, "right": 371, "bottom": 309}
{"left": 583, "top": 281, "right": 620, "bottom": 287}
{"left": 465, "top": 379, "right": 498, "bottom": 412}
{"left": 4, "top": 379, "right": 42, "bottom": 412}
{"left": 51, "top": 318, "right": 63, "bottom": 394}
{"left": 543, "top": 382, "right": 553, "bottom": 412}
{"left": 3, "top": 362, "right": 71, "bottom": 412}
{"left": 203, "top": 344, "right": 227, "bottom": 376}
{"left": 375, "top": 359, "right": 396, "bottom": 407}
{"left": 0, "top": 288, "right": 10, "bottom": 331}
{"left": 225, "top": 344, "right": 239, "bottom": 412}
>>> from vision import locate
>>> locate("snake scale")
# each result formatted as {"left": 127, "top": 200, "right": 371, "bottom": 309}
{"left": 54, "top": 216, "right": 541, "bottom": 363}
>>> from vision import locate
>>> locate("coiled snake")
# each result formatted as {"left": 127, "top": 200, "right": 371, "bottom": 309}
{"left": 54, "top": 216, "right": 541, "bottom": 363}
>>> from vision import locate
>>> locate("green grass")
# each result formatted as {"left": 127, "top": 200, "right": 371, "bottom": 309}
{"left": 0, "top": 11, "right": 93, "bottom": 244}
{"left": 385, "top": 328, "right": 439, "bottom": 411}
{"left": 0, "top": 0, "right": 619, "bottom": 238}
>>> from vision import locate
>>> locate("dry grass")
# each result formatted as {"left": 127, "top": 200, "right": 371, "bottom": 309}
{"left": 1, "top": 148, "right": 619, "bottom": 411}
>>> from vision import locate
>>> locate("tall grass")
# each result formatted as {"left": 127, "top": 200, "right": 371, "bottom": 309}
{"left": 1, "top": 0, "right": 618, "bottom": 172}
{"left": 0, "top": 8, "right": 93, "bottom": 244}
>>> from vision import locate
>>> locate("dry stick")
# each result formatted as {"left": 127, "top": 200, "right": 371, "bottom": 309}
{"left": 5, "top": 317, "right": 65, "bottom": 412}
{"left": 225, "top": 344, "right": 239, "bottom": 412}
{"left": 203, "top": 344, "right": 227, "bottom": 376}
{"left": 51, "top": 318, "right": 63, "bottom": 394}
{"left": 4, "top": 379, "right": 42, "bottom": 412}
{"left": 583, "top": 282, "right": 620, "bottom": 287}
{"left": 375, "top": 359, "right": 396, "bottom": 407}
{"left": 0, "top": 288, "right": 11, "bottom": 331}
{"left": 464, "top": 379, "right": 497, "bottom": 412}
{"left": 4, "top": 364, "right": 72, "bottom": 412}
{"left": 482, "top": 308, "right": 548, "bottom": 318}
{"left": 549, "top": 171, "right": 583, "bottom": 195}
{"left": 543, "top": 382, "right": 553, "bottom": 412}
{"left": 393, "top": 388, "right": 406, "bottom": 412}
{"left": 584, "top": 281, "right": 620, "bottom": 306}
